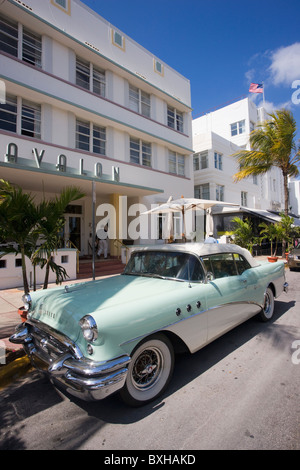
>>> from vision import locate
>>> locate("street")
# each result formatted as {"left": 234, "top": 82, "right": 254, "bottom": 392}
{"left": 0, "top": 269, "right": 299, "bottom": 451}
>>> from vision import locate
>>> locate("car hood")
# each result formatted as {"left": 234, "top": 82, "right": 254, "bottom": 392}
{"left": 29, "top": 274, "right": 185, "bottom": 342}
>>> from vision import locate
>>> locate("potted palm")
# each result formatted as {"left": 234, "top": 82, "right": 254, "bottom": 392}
{"left": 278, "top": 213, "right": 294, "bottom": 259}
{"left": 259, "top": 222, "right": 283, "bottom": 262}
{"left": 34, "top": 186, "right": 85, "bottom": 289}
{"left": 229, "top": 217, "right": 257, "bottom": 254}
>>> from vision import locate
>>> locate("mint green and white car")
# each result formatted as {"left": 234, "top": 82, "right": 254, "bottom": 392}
{"left": 10, "top": 243, "right": 288, "bottom": 406}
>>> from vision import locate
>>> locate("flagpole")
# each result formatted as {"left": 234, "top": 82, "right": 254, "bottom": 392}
{"left": 262, "top": 81, "right": 265, "bottom": 115}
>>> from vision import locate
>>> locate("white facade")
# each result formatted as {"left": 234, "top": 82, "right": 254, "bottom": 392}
{"left": 0, "top": 0, "right": 194, "bottom": 262}
{"left": 192, "top": 98, "right": 285, "bottom": 213}
{"left": 0, "top": 249, "right": 77, "bottom": 289}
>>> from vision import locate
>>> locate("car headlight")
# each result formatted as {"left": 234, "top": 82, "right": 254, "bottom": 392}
{"left": 22, "top": 294, "right": 32, "bottom": 311}
{"left": 79, "top": 315, "right": 98, "bottom": 342}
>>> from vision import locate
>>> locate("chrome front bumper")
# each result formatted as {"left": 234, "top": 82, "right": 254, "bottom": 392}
{"left": 10, "top": 320, "right": 130, "bottom": 401}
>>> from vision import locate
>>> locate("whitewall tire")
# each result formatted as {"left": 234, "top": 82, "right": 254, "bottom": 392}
{"left": 120, "top": 334, "right": 174, "bottom": 407}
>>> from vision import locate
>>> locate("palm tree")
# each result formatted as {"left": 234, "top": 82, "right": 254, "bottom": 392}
{"left": 233, "top": 109, "right": 300, "bottom": 255}
{"left": 233, "top": 109, "right": 300, "bottom": 215}
{"left": 0, "top": 179, "right": 39, "bottom": 294}
{"left": 34, "top": 186, "right": 85, "bottom": 289}
{"left": 0, "top": 181, "right": 85, "bottom": 293}
{"left": 259, "top": 222, "right": 283, "bottom": 257}
{"left": 230, "top": 217, "right": 256, "bottom": 253}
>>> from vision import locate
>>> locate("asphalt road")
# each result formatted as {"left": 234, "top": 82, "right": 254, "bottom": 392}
{"left": 0, "top": 269, "right": 299, "bottom": 451}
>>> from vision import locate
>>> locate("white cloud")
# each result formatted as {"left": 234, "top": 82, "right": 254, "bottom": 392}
{"left": 262, "top": 100, "right": 291, "bottom": 114}
{"left": 269, "top": 43, "right": 300, "bottom": 86}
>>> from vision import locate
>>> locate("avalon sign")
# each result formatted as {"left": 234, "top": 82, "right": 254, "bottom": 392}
{"left": 4, "top": 142, "right": 120, "bottom": 182}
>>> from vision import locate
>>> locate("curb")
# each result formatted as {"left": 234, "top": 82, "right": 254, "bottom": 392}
{"left": 0, "top": 355, "right": 32, "bottom": 390}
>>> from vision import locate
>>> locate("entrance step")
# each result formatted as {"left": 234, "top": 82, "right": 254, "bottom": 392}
{"left": 78, "top": 257, "right": 125, "bottom": 279}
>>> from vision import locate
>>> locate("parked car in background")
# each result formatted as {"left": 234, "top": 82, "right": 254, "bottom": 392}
{"left": 287, "top": 247, "right": 300, "bottom": 271}
{"left": 10, "top": 243, "right": 288, "bottom": 406}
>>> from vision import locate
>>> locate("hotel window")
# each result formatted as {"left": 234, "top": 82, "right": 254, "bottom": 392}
{"left": 51, "top": 0, "right": 71, "bottom": 14}
{"left": 231, "top": 119, "right": 245, "bottom": 136}
{"left": 112, "top": 30, "right": 125, "bottom": 51}
{"left": 129, "top": 85, "right": 151, "bottom": 118}
{"left": 0, "top": 94, "right": 17, "bottom": 133}
{"left": 0, "top": 260, "right": 7, "bottom": 269}
{"left": 0, "top": 15, "right": 18, "bottom": 57}
{"left": 93, "top": 125, "right": 106, "bottom": 155}
{"left": 214, "top": 152, "right": 223, "bottom": 170}
{"left": 93, "top": 67, "right": 106, "bottom": 97}
{"left": 76, "top": 119, "right": 106, "bottom": 155}
{"left": 76, "top": 58, "right": 90, "bottom": 90}
{"left": 169, "top": 151, "right": 185, "bottom": 176}
{"left": 130, "top": 137, "right": 152, "bottom": 167}
{"left": 154, "top": 59, "right": 164, "bottom": 76}
{"left": 216, "top": 184, "right": 224, "bottom": 201}
{"left": 193, "top": 151, "right": 208, "bottom": 171}
{"left": 76, "top": 57, "right": 106, "bottom": 97}
{"left": 22, "top": 27, "right": 42, "bottom": 68}
{"left": 21, "top": 100, "right": 41, "bottom": 139}
{"left": 241, "top": 191, "right": 248, "bottom": 206}
{"left": 194, "top": 183, "right": 210, "bottom": 200}
{"left": 167, "top": 106, "right": 184, "bottom": 133}
{"left": 0, "top": 16, "right": 42, "bottom": 68}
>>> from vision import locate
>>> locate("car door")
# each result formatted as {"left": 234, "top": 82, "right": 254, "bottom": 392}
{"left": 202, "top": 253, "right": 261, "bottom": 343}
{"left": 166, "top": 255, "right": 209, "bottom": 354}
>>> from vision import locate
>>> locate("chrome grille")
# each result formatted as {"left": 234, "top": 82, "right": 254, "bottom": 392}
{"left": 31, "top": 327, "right": 68, "bottom": 360}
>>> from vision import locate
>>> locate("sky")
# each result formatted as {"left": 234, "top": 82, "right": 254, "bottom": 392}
{"left": 81, "top": 0, "right": 300, "bottom": 156}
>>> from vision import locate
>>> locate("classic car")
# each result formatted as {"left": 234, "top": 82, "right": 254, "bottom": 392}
{"left": 287, "top": 247, "right": 300, "bottom": 271}
{"left": 10, "top": 243, "right": 288, "bottom": 406}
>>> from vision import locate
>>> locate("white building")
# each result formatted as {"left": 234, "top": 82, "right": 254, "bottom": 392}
{"left": 0, "top": 0, "right": 194, "bottom": 262}
{"left": 289, "top": 178, "right": 300, "bottom": 217}
{"left": 192, "top": 98, "right": 286, "bottom": 235}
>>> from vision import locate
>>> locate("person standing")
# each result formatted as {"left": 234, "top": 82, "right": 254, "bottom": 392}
{"left": 97, "top": 223, "right": 109, "bottom": 258}
{"left": 204, "top": 232, "right": 218, "bottom": 244}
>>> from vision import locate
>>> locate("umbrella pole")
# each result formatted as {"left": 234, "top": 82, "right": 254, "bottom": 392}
{"left": 182, "top": 208, "right": 186, "bottom": 243}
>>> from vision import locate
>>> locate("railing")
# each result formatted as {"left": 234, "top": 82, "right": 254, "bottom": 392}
{"left": 66, "top": 240, "right": 80, "bottom": 273}
{"left": 113, "top": 239, "right": 130, "bottom": 263}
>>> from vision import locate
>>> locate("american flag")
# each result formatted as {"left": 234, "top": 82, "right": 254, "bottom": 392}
{"left": 249, "top": 83, "right": 263, "bottom": 93}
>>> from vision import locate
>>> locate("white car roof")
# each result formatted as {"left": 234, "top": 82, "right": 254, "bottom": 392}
{"left": 131, "top": 243, "right": 260, "bottom": 268}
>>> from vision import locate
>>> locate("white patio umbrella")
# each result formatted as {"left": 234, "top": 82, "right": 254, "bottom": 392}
{"left": 143, "top": 196, "right": 238, "bottom": 241}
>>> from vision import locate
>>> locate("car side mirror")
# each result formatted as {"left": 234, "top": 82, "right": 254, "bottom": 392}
{"left": 205, "top": 272, "right": 214, "bottom": 283}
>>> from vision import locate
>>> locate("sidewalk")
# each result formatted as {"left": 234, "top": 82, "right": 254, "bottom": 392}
{"left": 0, "top": 287, "right": 25, "bottom": 351}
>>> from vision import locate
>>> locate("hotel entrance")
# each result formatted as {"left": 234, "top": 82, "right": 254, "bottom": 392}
{"left": 61, "top": 205, "right": 83, "bottom": 253}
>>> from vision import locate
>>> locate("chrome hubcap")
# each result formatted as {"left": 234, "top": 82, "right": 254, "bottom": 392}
{"left": 132, "top": 347, "right": 162, "bottom": 391}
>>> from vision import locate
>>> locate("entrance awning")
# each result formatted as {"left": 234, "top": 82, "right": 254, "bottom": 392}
{"left": 213, "top": 205, "right": 300, "bottom": 226}
{"left": 0, "top": 163, "right": 163, "bottom": 198}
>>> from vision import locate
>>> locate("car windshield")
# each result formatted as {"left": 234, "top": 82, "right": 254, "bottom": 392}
{"left": 124, "top": 250, "right": 205, "bottom": 282}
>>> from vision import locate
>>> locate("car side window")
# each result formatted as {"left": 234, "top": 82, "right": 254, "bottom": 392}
{"left": 202, "top": 253, "right": 238, "bottom": 279}
{"left": 233, "top": 253, "right": 251, "bottom": 275}
{"left": 176, "top": 255, "right": 205, "bottom": 282}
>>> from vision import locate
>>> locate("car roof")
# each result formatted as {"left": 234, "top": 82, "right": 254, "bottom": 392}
{"left": 130, "top": 243, "right": 260, "bottom": 267}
